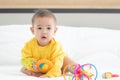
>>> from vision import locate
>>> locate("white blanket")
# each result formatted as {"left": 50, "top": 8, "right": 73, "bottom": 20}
{"left": 0, "top": 25, "right": 120, "bottom": 80}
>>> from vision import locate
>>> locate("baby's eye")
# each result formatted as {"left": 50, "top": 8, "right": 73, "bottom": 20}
{"left": 38, "top": 27, "right": 42, "bottom": 30}
{"left": 47, "top": 27, "right": 51, "bottom": 30}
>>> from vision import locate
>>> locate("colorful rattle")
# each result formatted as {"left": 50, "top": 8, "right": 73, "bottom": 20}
{"left": 36, "top": 59, "right": 53, "bottom": 73}
{"left": 63, "top": 63, "right": 98, "bottom": 80}
{"left": 102, "top": 72, "right": 119, "bottom": 79}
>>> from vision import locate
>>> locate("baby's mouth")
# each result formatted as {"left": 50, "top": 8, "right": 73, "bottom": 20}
{"left": 41, "top": 36, "right": 47, "bottom": 39}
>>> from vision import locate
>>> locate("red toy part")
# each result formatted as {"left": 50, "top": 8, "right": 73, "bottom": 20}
{"left": 103, "top": 72, "right": 119, "bottom": 79}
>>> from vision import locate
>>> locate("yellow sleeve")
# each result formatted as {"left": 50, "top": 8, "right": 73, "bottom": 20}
{"left": 21, "top": 42, "right": 37, "bottom": 72}
{"left": 46, "top": 43, "right": 67, "bottom": 77}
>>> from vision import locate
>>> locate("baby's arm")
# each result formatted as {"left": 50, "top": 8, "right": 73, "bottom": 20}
{"left": 45, "top": 43, "right": 66, "bottom": 77}
{"left": 45, "top": 53, "right": 64, "bottom": 77}
{"left": 21, "top": 42, "right": 38, "bottom": 72}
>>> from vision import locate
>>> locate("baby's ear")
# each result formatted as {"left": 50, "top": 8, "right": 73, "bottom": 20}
{"left": 30, "top": 26, "right": 34, "bottom": 34}
{"left": 54, "top": 27, "right": 58, "bottom": 33}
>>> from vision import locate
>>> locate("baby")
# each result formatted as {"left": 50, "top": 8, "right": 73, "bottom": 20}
{"left": 21, "top": 9, "right": 75, "bottom": 78}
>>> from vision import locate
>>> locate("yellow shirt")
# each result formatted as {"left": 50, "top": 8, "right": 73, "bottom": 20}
{"left": 21, "top": 37, "right": 67, "bottom": 77}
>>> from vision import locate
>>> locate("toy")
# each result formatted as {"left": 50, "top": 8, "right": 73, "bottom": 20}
{"left": 63, "top": 63, "right": 98, "bottom": 80}
{"left": 102, "top": 72, "right": 119, "bottom": 79}
{"left": 36, "top": 59, "right": 53, "bottom": 73}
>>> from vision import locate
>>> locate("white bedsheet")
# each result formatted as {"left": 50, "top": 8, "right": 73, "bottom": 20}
{"left": 0, "top": 25, "right": 120, "bottom": 80}
{"left": 0, "top": 53, "right": 120, "bottom": 80}
{"left": 0, "top": 66, "right": 64, "bottom": 80}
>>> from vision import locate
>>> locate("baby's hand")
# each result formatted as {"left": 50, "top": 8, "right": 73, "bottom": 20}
{"left": 29, "top": 71, "right": 43, "bottom": 77}
{"left": 33, "top": 64, "right": 38, "bottom": 72}
{"left": 32, "top": 60, "right": 38, "bottom": 72}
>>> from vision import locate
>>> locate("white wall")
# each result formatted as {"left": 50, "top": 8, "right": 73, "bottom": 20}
{"left": 0, "top": 13, "right": 120, "bottom": 29}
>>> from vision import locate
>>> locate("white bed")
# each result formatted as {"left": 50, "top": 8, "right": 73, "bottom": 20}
{"left": 0, "top": 25, "right": 120, "bottom": 80}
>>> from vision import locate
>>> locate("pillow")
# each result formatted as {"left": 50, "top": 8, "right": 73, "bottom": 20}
{"left": 0, "top": 25, "right": 33, "bottom": 65}
{"left": 55, "top": 26, "right": 120, "bottom": 59}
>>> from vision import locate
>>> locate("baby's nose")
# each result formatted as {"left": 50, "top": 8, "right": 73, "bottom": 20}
{"left": 42, "top": 29, "right": 47, "bottom": 33}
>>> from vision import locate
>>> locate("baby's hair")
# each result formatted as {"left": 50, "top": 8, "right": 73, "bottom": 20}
{"left": 32, "top": 9, "right": 56, "bottom": 25}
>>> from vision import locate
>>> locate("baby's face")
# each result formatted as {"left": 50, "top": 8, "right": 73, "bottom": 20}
{"left": 32, "top": 16, "right": 57, "bottom": 46}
